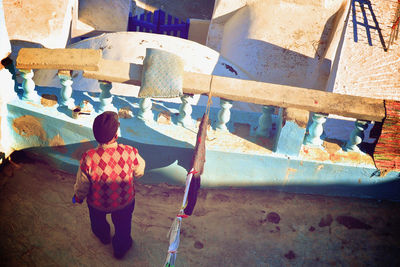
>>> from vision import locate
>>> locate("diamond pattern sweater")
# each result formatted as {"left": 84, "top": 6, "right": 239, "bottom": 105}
{"left": 74, "top": 142, "right": 145, "bottom": 212}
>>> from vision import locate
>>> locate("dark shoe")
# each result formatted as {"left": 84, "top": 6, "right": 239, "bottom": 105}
{"left": 93, "top": 232, "right": 111, "bottom": 245}
{"left": 99, "top": 235, "right": 111, "bottom": 245}
{"left": 113, "top": 239, "right": 132, "bottom": 259}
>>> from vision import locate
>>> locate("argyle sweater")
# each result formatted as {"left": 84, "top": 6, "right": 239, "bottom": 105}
{"left": 74, "top": 142, "right": 145, "bottom": 212}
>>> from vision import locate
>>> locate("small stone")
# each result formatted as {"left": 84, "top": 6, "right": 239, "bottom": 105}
{"left": 267, "top": 212, "right": 281, "bottom": 224}
{"left": 40, "top": 94, "right": 58, "bottom": 107}
{"left": 194, "top": 241, "right": 204, "bottom": 249}
{"left": 118, "top": 107, "right": 133, "bottom": 119}
{"left": 319, "top": 214, "right": 333, "bottom": 227}
{"left": 284, "top": 250, "right": 296, "bottom": 260}
{"left": 157, "top": 111, "right": 171, "bottom": 125}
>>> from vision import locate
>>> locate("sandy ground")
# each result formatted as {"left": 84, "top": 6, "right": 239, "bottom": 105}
{"left": 0, "top": 151, "right": 400, "bottom": 267}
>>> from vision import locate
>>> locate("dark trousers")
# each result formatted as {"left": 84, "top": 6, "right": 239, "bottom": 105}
{"left": 88, "top": 200, "right": 135, "bottom": 254}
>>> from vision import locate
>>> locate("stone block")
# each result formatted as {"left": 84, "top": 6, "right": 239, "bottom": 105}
{"left": 16, "top": 48, "right": 102, "bottom": 71}
{"left": 274, "top": 108, "right": 309, "bottom": 156}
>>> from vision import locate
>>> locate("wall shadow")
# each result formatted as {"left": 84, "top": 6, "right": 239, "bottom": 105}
{"left": 8, "top": 85, "right": 198, "bottom": 179}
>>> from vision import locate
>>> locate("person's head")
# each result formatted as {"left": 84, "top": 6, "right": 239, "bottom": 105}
{"left": 93, "top": 111, "right": 120, "bottom": 144}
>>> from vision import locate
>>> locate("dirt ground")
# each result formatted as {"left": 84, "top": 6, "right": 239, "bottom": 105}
{"left": 0, "top": 151, "right": 400, "bottom": 267}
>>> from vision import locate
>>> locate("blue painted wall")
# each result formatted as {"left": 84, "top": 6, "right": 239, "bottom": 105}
{"left": 6, "top": 86, "right": 400, "bottom": 201}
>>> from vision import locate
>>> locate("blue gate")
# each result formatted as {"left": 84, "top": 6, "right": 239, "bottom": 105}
{"left": 128, "top": 9, "right": 189, "bottom": 39}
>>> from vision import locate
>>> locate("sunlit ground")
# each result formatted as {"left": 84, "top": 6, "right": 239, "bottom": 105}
{"left": 0, "top": 151, "right": 399, "bottom": 267}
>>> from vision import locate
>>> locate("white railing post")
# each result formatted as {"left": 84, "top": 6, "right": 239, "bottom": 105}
{"left": 138, "top": 98, "right": 153, "bottom": 122}
{"left": 343, "top": 120, "right": 368, "bottom": 152}
{"left": 304, "top": 113, "right": 328, "bottom": 146}
{"left": 99, "top": 81, "right": 116, "bottom": 112}
{"left": 256, "top": 106, "right": 275, "bottom": 137}
{"left": 58, "top": 70, "right": 75, "bottom": 109}
{"left": 19, "top": 69, "right": 38, "bottom": 101}
{"left": 177, "top": 94, "right": 194, "bottom": 128}
{"left": 216, "top": 98, "right": 233, "bottom": 131}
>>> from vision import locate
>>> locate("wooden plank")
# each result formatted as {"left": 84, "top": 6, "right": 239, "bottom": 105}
{"left": 84, "top": 59, "right": 211, "bottom": 93}
{"left": 167, "top": 15, "right": 172, "bottom": 35}
{"left": 16, "top": 48, "right": 102, "bottom": 71}
{"left": 146, "top": 12, "right": 152, "bottom": 32}
{"left": 174, "top": 18, "right": 179, "bottom": 36}
{"left": 83, "top": 59, "right": 142, "bottom": 86}
{"left": 139, "top": 13, "right": 145, "bottom": 32}
{"left": 183, "top": 72, "right": 213, "bottom": 95}
{"left": 82, "top": 59, "right": 385, "bottom": 121}
{"left": 157, "top": 9, "right": 165, "bottom": 34}
{"left": 209, "top": 75, "right": 385, "bottom": 122}
{"left": 182, "top": 19, "right": 190, "bottom": 39}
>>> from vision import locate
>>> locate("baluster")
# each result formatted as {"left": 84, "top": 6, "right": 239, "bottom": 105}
{"left": 216, "top": 98, "right": 233, "bottom": 131}
{"left": 256, "top": 106, "right": 275, "bottom": 137}
{"left": 304, "top": 113, "right": 328, "bottom": 146}
{"left": 99, "top": 81, "right": 116, "bottom": 112}
{"left": 19, "top": 69, "right": 38, "bottom": 101}
{"left": 177, "top": 94, "right": 194, "bottom": 127}
{"left": 138, "top": 98, "right": 153, "bottom": 122}
{"left": 58, "top": 70, "right": 75, "bottom": 109}
{"left": 343, "top": 120, "right": 368, "bottom": 152}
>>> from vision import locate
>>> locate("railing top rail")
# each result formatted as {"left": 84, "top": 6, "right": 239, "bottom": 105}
{"left": 16, "top": 48, "right": 386, "bottom": 122}
{"left": 16, "top": 48, "right": 102, "bottom": 71}
{"left": 84, "top": 59, "right": 385, "bottom": 122}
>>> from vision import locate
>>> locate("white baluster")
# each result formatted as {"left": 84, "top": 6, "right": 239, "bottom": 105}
{"left": 216, "top": 98, "right": 233, "bottom": 131}
{"left": 304, "top": 113, "right": 328, "bottom": 146}
{"left": 138, "top": 98, "right": 153, "bottom": 122}
{"left": 58, "top": 70, "right": 75, "bottom": 109}
{"left": 20, "top": 69, "right": 38, "bottom": 101}
{"left": 256, "top": 106, "right": 275, "bottom": 137}
{"left": 343, "top": 120, "right": 368, "bottom": 152}
{"left": 177, "top": 94, "right": 194, "bottom": 128}
{"left": 99, "top": 81, "right": 116, "bottom": 112}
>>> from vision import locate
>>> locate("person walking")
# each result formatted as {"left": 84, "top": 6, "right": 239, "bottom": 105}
{"left": 73, "top": 111, "right": 145, "bottom": 259}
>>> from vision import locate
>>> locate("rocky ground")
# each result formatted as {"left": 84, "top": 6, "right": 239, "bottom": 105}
{"left": 0, "top": 151, "right": 399, "bottom": 267}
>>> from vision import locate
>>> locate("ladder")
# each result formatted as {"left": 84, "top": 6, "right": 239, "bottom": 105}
{"left": 351, "top": 0, "right": 387, "bottom": 51}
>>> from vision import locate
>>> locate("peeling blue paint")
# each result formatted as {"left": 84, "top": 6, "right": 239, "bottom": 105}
{"left": 5, "top": 86, "right": 400, "bottom": 201}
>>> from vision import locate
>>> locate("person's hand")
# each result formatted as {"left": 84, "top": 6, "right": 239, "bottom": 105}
{"left": 72, "top": 195, "right": 83, "bottom": 204}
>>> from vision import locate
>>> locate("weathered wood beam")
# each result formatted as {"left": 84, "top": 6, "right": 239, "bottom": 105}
{"left": 83, "top": 59, "right": 385, "bottom": 122}
{"left": 16, "top": 48, "right": 102, "bottom": 71}
{"left": 83, "top": 59, "right": 142, "bottom": 86}
{"left": 209, "top": 76, "right": 385, "bottom": 122}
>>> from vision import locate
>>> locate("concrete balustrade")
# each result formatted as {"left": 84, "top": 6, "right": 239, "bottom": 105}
{"left": 58, "top": 70, "right": 75, "bottom": 109}
{"left": 343, "top": 120, "right": 369, "bottom": 152}
{"left": 256, "top": 106, "right": 275, "bottom": 137}
{"left": 14, "top": 48, "right": 389, "bottom": 159}
{"left": 19, "top": 69, "right": 38, "bottom": 101}
{"left": 177, "top": 94, "right": 195, "bottom": 128}
{"left": 138, "top": 98, "right": 153, "bottom": 122}
{"left": 304, "top": 113, "right": 328, "bottom": 146}
{"left": 98, "top": 81, "right": 117, "bottom": 112}
{"left": 216, "top": 98, "right": 233, "bottom": 131}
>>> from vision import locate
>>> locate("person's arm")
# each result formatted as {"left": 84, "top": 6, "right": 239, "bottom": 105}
{"left": 73, "top": 167, "right": 91, "bottom": 203}
{"left": 133, "top": 153, "right": 146, "bottom": 178}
